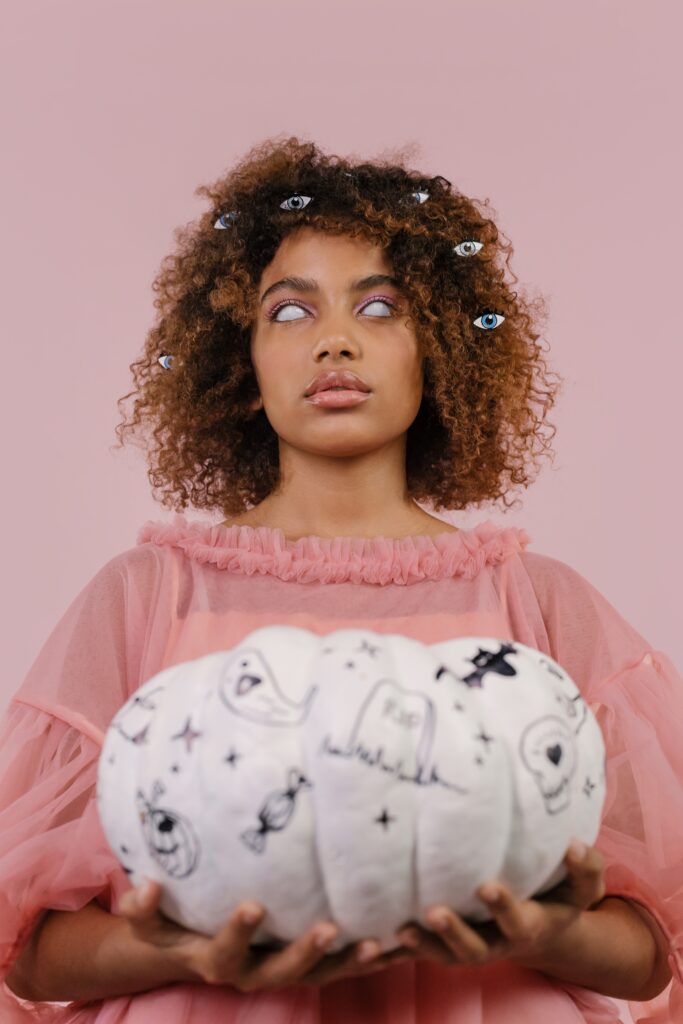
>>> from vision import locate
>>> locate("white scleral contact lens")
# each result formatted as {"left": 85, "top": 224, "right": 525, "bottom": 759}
{"left": 279, "top": 194, "right": 313, "bottom": 211}
{"left": 473, "top": 312, "right": 505, "bottom": 331}
{"left": 453, "top": 240, "right": 483, "bottom": 257}
{"left": 158, "top": 354, "right": 174, "bottom": 370}
{"left": 214, "top": 211, "right": 238, "bottom": 229}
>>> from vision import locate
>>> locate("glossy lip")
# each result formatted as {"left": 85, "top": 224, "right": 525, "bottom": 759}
{"left": 303, "top": 369, "right": 371, "bottom": 396}
{"left": 304, "top": 390, "right": 372, "bottom": 407}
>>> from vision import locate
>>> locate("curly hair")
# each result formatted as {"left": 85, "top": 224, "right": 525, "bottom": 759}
{"left": 112, "top": 133, "right": 563, "bottom": 518}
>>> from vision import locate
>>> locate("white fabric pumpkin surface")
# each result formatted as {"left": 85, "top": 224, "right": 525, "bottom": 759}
{"left": 96, "top": 628, "right": 606, "bottom": 953}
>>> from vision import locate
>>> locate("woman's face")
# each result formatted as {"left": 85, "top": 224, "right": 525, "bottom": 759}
{"left": 249, "top": 227, "right": 425, "bottom": 459}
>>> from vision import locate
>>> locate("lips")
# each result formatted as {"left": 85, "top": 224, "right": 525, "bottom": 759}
{"left": 304, "top": 370, "right": 371, "bottom": 396}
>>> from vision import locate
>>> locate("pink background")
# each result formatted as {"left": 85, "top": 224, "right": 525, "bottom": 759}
{"left": 2, "top": 0, "right": 681, "bottom": 713}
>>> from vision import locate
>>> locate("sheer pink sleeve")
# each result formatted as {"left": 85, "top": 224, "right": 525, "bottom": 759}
{"left": 0, "top": 549, "right": 157, "bottom": 1021}
{"left": 520, "top": 551, "right": 683, "bottom": 1021}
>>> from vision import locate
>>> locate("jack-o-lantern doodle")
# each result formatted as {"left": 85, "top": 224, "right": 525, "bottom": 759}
{"left": 137, "top": 780, "right": 201, "bottom": 877}
{"left": 240, "top": 767, "right": 312, "bottom": 854}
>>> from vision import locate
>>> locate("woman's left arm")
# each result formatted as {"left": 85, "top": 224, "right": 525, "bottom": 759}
{"left": 394, "top": 842, "right": 673, "bottom": 1003}
{"left": 511, "top": 895, "right": 672, "bottom": 1002}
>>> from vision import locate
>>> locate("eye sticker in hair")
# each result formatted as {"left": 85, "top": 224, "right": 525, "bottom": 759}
{"left": 214, "top": 211, "right": 238, "bottom": 229}
{"left": 454, "top": 240, "right": 483, "bottom": 257}
{"left": 279, "top": 194, "right": 313, "bottom": 211}
{"left": 158, "top": 354, "right": 175, "bottom": 369}
{"left": 473, "top": 312, "right": 506, "bottom": 331}
{"left": 410, "top": 190, "right": 429, "bottom": 204}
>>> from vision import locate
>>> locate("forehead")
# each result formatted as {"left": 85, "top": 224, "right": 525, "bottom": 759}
{"left": 264, "top": 227, "right": 391, "bottom": 275}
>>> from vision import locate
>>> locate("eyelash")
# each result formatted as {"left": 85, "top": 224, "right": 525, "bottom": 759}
{"left": 265, "top": 294, "right": 398, "bottom": 322}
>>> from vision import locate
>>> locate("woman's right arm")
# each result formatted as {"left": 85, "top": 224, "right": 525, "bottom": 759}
{"left": 5, "top": 881, "right": 411, "bottom": 1004}
{"left": 5, "top": 899, "right": 198, "bottom": 1003}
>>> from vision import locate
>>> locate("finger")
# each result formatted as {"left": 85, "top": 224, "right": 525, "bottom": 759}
{"left": 209, "top": 902, "right": 269, "bottom": 975}
{"left": 422, "top": 908, "right": 490, "bottom": 964}
{"left": 397, "top": 925, "right": 455, "bottom": 965}
{"left": 306, "top": 939, "right": 410, "bottom": 986}
{"left": 119, "top": 879, "right": 162, "bottom": 921}
{"left": 476, "top": 885, "right": 545, "bottom": 945}
{"left": 565, "top": 842, "right": 606, "bottom": 908}
{"left": 246, "top": 920, "right": 342, "bottom": 989}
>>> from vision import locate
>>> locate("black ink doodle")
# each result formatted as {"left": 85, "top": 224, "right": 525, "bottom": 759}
{"left": 375, "top": 808, "right": 396, "bottom": 830}
{"left": 136, "top": 780, "right": 201, "bottom": 878}
{"left": 219, "top": 648, "right": 316, "bottom": 726}
{"left": 583, "top": 776, "right": 596, "bottom": 797}
{"left": 539, "top": 657, "right": 589, "bottom": 736}
{"left": 519, "top": 716, "right": 577, "bottom": 815}
{"left": 171, "top": 717, "right": 202, "bottom": 754}
{"left": 240, "top": 768, "right": 313, "bottom": 854}
{"left": 321, "top": 679, "right": 469, "bottom": 795}
{"left": 113, "top": 685, "right": 166, "bottom": 744}
{"left": 460, "top": 642, "right": 519, "bottom": 688}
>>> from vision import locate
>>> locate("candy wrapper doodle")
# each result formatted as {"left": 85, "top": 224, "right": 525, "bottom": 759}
{"left": 96, "top": 628, "right": 606, "bottom": 954}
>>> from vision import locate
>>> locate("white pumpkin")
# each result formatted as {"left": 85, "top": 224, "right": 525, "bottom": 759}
{"left": 96, "top": 629, "right": 606, "bottom": 954}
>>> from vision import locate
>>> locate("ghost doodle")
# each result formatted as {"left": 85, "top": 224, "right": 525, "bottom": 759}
{"left": 240, "top": 767, "right": 312, "bottom": 854}
{"left": 113, "top": 685, "right": 166, "bottom": 744}
{"left": 519, "top": 716, "right": 577, "bottom": 815}
{"left": 137, "top": 780, "right": 201, "bottom": 878}
{"left": 219, "top": 647, "right": 316, "bottom": 726}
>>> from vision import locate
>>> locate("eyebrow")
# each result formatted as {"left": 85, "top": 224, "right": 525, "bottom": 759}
{"left": 259, "top": 274, "right": 401, "bottom": 307}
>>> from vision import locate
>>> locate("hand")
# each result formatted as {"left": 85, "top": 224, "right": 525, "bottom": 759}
{"left": 394, "top": 839, "right": 606, "bottom": 967}
{"left": 119, "top": 879, "right": 413, "bottom": 992}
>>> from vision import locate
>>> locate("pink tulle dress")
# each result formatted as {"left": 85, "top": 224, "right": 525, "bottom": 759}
{"left": 1, "top": 515, "right": 682, "bottom": 1024}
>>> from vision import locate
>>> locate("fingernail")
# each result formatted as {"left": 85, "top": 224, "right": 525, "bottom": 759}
{"left": 139, "top": 880, "right": 155, "bottom": 905}
{"left": 568, "top": 839, "right": 587, "bottom": 860}
{"left": 429, "top": 909, "right": 451, "bottom": 930}
{"left": 479, "top": 884, "right": 500, "bottom": 903}
{"left": 241, "top": 903, "right": 263, "bottom": 926}
{"left": 357, "top": 940, "right": 380, "bottom": 962}
{"left": 314, "top": 925, "right": 338, "bottom": 949}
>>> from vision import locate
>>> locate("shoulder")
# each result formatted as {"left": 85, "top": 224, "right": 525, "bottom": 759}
{"left": 77, "top": 542, "right": 164, "bottom": 615}
{"left": 516, "top": 548, "right": 650, "bottom": 684}
{"left": 515, "top": 549, "right": 601, "bottom": 619}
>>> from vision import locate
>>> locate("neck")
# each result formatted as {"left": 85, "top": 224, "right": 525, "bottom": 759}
{"left": 243, "top": 445, "right": 449, "bottom": 537}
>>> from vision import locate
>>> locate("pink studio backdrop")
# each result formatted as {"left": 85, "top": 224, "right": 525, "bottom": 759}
{"left": 1, "top": 0, "right": 681, "bottom": 715}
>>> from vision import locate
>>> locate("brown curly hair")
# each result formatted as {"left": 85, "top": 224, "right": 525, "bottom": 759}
{"left": 112, "top": 133, "right": 563, "bottom": 517}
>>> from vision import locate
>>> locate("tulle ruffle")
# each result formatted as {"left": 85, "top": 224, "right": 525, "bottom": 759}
{"left": 135, "top": 514, "right": 532, "bottom": 586}
{"left": 585, "top": 648, "right": 683, "bottom": 1020}
{"left": 0, "top": 704, "right": 130, "bottom": 1023}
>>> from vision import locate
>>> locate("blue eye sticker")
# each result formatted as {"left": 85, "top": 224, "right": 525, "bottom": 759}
{"left": 158, "top": 354, "right": 174, "bottom": 369}
{"left": 279, "top": 194, "right": 313, "bottom": 211}
{"left": 473, "top": 312, "right": 505, "bottom": 331}
{"left": 454, "top": 240, "right": 483, "bottom": 257}
{"left": 214, "top": 211, "right": 238, "bottom": 229}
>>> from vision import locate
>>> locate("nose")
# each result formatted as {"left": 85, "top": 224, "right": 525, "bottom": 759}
{"left": 312, "top": 332, "right": 360, "bottom": 361}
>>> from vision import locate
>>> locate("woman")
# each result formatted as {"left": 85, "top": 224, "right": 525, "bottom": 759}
{"left": 1, "top": 135, "right": 680, "bottom": 1022}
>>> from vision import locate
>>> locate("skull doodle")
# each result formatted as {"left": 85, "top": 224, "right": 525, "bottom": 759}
{"left": 519, "top": 716, "right": 577, "bottom": 815}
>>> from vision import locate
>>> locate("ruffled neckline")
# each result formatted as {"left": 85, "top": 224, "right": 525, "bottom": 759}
{"left": 136, "top": 513, "right": 532, "bottom": 586}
